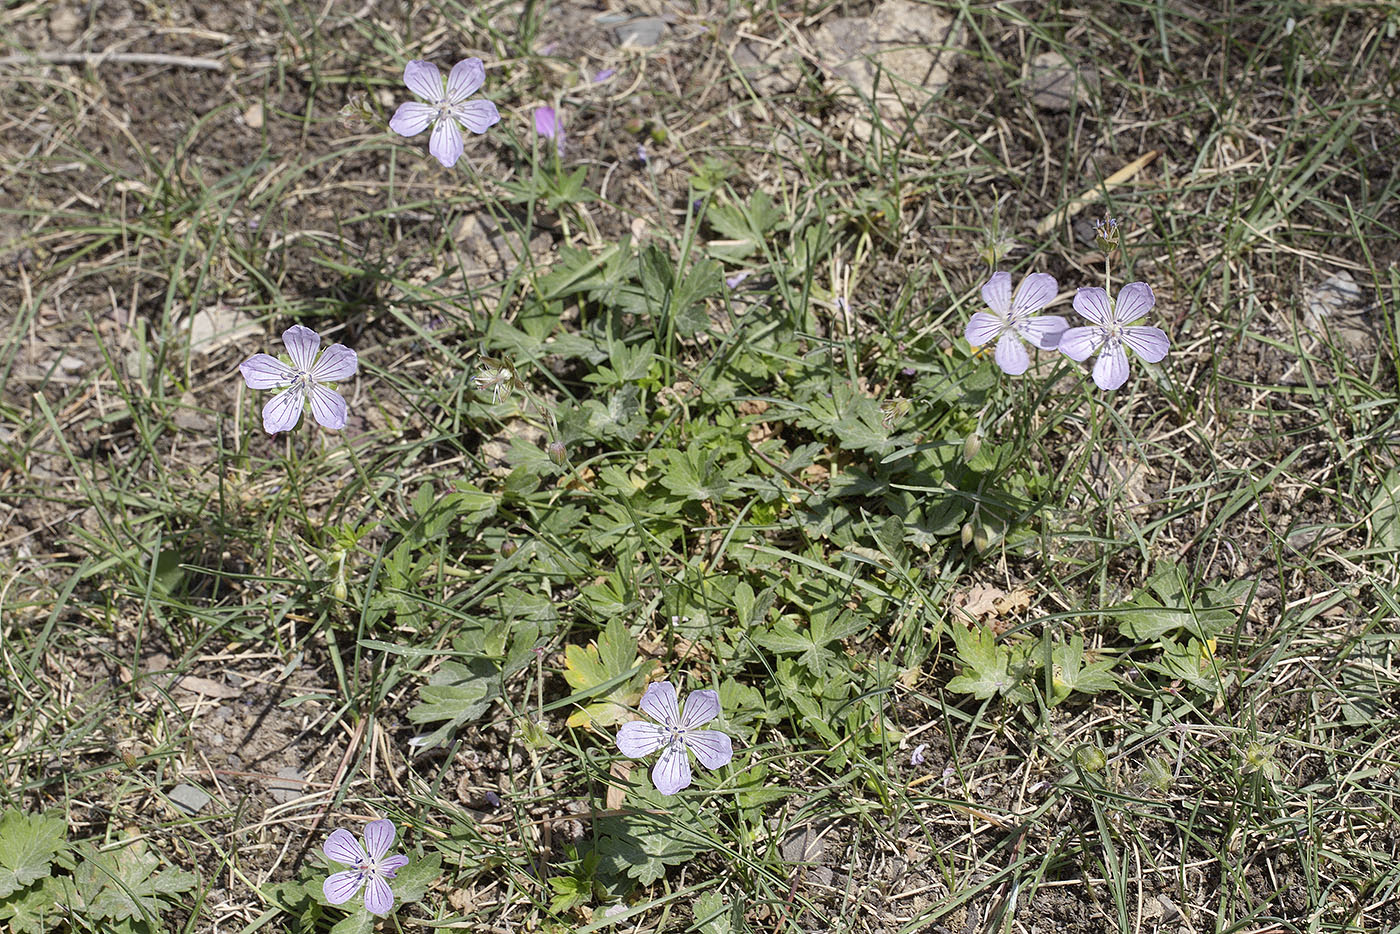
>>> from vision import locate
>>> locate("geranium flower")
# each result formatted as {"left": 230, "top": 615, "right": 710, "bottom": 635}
{"left": 616, "top": 682, "right": 732, "bottom": 795}
{"left": 1059, "top": 282, "right": 1170, "bottom": 390}
{"left": 323, "top": 820, "right": 410, "bottom": 917}
{"left": 964, "top": 271, "right": 1067, "bottom": 375}
{"left": 533, "top": 106, "right": 564, "bottom": 156}
{"left": 389, "top": 59, "right": 501, "bottom": 168}
{"left": 239, "top": 325, "right": 357, "bottom": 434}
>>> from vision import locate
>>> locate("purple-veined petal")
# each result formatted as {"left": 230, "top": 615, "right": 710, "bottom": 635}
{"left": 679, "top": 689, "right": 720, "bottom": 729}
{"left": 1018, "top": 314, "right": 1068, "bottom": 350}
{"left": 379, "top": 854, "right": 409, "bottom": 876}
{"left": 389, "top": 101, "right": 437, "bottom": 138}
{"left": 310, "top": 343, "right": 358, "bottom": 382}
{"left": 638, "top": 682, "right": 681, "bottom": 727}
{"left": 1012, "top": 272, "right": 1058, "bottom": 315}
{"left": 403, "top": 60, "right": 445, "bottom": 104}
{"left": 452, "top": 99, "right": 501, "bottom": 135}
{"left": 965, "top": 311, "right": 1004, "bottom": 347}
{"left": 1058, "top": 326, "right": 1102, "bottom": 362}
{"left": 684, "top": 729, "right": 732, "bottom": 769}
{"left": 429, "top": 116, "right": 465, "bottom": 168}
{"left": 239, "top": 353, "right": 295, "bottom": 389}
{"left": 262, "top": 385, "right": 304, "bottom": 434}
{"left": 363, "top": 875, "right": 394, "bottom": 916}
{"left": 308, "top": 384, "right": 348, "bottom": 430}
{"left": 1114, "top": 282, "right": 1155, "bottom": 324}
{"left": 1122, "top": 325, "right": 1169, "bottom": 362}
{"left": 616, "top": 721, "right": 669, "bottom": 758}
{"left": 362, "top": 820, "right": 397, "bottom": 861}
{"left": 445, "top": 58, "right": 486, "bottom": 103}
{"left": 981, "top": 271, "right": 1012, "bottom": 317}
{"left": 1092, "top": 343, "right": 1131, "bottom": 390}
{"left": 1073, "top": 287, "right": 1112, "bottom": 325}
{"left": 323, "top": 869, "right": 365, "bottom": 905}
{"left": 282, "top": 324, "right": 320, "bottom": 372}
{"left": 993, "top": 331, "right": 1030, "bottom": 375}
{"left": 324, "top": 828, "right": 367, "bottom": 866}
{"left": 651, "top": 742, "right": 693, "bottom": 795}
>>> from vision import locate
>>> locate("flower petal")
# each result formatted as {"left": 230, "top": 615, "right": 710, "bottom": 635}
{"left": 965, "top": 311, "right": 1004, "bottom": 347}
{"left": 308, "top": 384, "right": 348, "bottom": 430}
{"left": 1073, "top": 287, "right": 1112, "bottom": 325}
{"left": 1092, "top": 342, "right": 1131, "bottom": 390}
{"left": 981, "top": 271, "right": 1012, "bottom": 316}
{"left": 445, "top": 58, "right": 485, "bottom": 103}
{"left": 616, "top": 721, "right": 668, "bottom": 758}
{"left": 1017, "top": 315, "right": 1068, "bottom": 350}
{"left": 651, "top": 742, "right": 693, "bottom": 795}
{"left": 1122, "top": 325, "right": 1170, "bottom": 363}
{"left": 1114, "top": 282, "right": 1155, "bottom": 324}
{"left": 323, "top": 869, "right": 365, "bottom": 905}
{"left": 261, "top": 385, "right": 304, "bottom": 434}
{"left": 638, "top": 682, "right": 681, "bottom": 727}
{"left": 362, "top": 820, "right": 397, "bottom": 861}
{"left": 363, "top": 875, "right": 394, "bottom": 916}
{"left": 379, "top": 854, "right": 409, "bottom": 876}
{"left": 429, "top": 116, "right": 465, "bottom": 168}
{"left": 310, "top": 343, "right": 358, "bottom": 382}
{"left": 324, "top": 828, "right": 367, "bottom": 866}
{"left": 679, "top": 689, "right": 720, "bottom": 729}
{"left": 282, "top": 324, "right": 320, "bottom": 372}
{"left": 452, "top": 99, "right": 501, "bottom": 135}
{"left": 403, "top": 60, "right": 444, "bottom": 104}
{"left": 1058, "top": 326, "right": 1102, "bottom": 362}
{"left": 993, "top": 331, "right": 1030, "bottom": 375}
{"left": 389, "top": 101, "right": 437, "bottom": 138}
{"left": 239, "top": 353, "right": 295, "bottom": 389}
{"left": 684, "top": 730, "right": 732, "bottom": 769}
{"left": 1012, "top": 272, "right": 1058, "bottom": 315}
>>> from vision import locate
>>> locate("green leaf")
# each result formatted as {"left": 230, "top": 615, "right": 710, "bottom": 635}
{"left": 0, "top": 876, "right": 64, "bottom": 934}
{"left": 406, "top": 658, "right": 498, "bottom": 748}
{"left": 75, "top": 839, "right": 195, "bottom": 923}
{"left": 1112, "top": 564, "right": 1246, "bottom": 641}
{"left": 946, "top": 623, "right": 1013, "bottom": 699}
{"left": 594, "top": 787, "right": 707, "bottom": 886}
{"left": 0, "top": 811, "right": 66, "bottom": 899}
{"left": 1049, "top": 636, "right": 1118, "bottom": 704}
{"left": 1370, "top": 468, "right": 1400, "bottom": 547}
{"left": 755, "top": 622, "right": 833, "bottom": 677}
{"left": 560, "top": 618, "right": 646, "bottom": 727}
{"left": 692, "top": 890, "right": 732, "bottom": 934}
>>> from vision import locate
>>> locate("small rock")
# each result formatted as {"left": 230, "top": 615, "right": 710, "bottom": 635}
{"left": 614, "top": 17, "right": 667, "bottom": 48}
{"left": 49, "top": 6, "right": 82, "bottom": 42}
{"left": 266, "top": 767, "right": 304, "bottom": 804}
{"left": 1028, "top": 51, "right": 1098, "bottom": 112}
{"left": 168, "top": 783, "right": 212, "bottom": 816}
{"left": 188, "top": 304, "right": 259, "bottom": 353}
{"left": 58, "top": 355, "right": 84, "bottom": 372}
{"left": 1303, "top": 269, "right": 1376, "bottom": 358}
{"left": 243, "top": 102, "right": 264, "bottom": 129}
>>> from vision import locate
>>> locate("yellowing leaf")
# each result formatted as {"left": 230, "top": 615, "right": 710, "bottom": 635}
{"left": 561, "top": 618, "right": 647, "bottom": 728}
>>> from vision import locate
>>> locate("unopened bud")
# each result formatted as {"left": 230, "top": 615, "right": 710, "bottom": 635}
{"left": 500, "top": 540, "right": 518, "bottom": 558}
{"left": 547, "top": 440, "right": 568, "bottom": 465}
{"left": 972, "top": 525, "right": 989, "bottom": 553}
{"left": 961, "top": 522, "right": 975, "bottom": 548}
{"left": 331, "top": 579, "right": 347, "bottom": 601}
{"left": 962, "top": 432, "right": 982, "bottom": 462}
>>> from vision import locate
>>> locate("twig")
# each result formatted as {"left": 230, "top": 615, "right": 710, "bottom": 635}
{"left": 0, "top": 51, "right": 224, "bottom": 71}
{"left": 1035, "top": 150, "right": 1161, "bottom": 236}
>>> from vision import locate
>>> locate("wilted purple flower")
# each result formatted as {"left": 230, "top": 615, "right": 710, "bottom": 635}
{"left": 636, "top": 144, "right": 648, "bottom": 165}
{"left": 910, "top": 743, "right": 928, "bottom": 766}
{"left": 1059, "top": 282, "right": 1170, "bottom": 390}
{"left": 390, "top": 59, "right": 501, "bottom": 168}
{"left": 616, "top": 682, "right": 732, "bottom": 795}
{"left": 964, "top": 271, "right": 1067, "bottom": 376}
{"left": 323, "top": 820, "right": 409, "bottom": 917}
{"left": 593, "top": 68, "right": 616, "bottom": 82}
{"left": 239, "top": 325, "right": 357, "bottom": 434}
{"left": 725, "top": 270, "right": 751, "bottom": 289}
{"left": 534, "top": 106, "right": 564, "bottom": 156}
{"left": 472, "top": 357, "right": 518, "bottom": 403}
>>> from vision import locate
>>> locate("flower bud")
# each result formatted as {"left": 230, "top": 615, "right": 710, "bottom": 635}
{"left": 962, "top": 432, "right": 982, "bottom": 462}
{"left": 547, "top": 440, "right": 568, "bottom": 465}
{"left": 961, "top": 522, "right": 975, "bottom": 548}
{"left": 972, "top": 525, "right": 989, "bottom": 554}
{"left": 500, "top": 540, "right": 518, "bottom": 558}
{"left": 331, "top": 579, "right": 348, "bottom": 601}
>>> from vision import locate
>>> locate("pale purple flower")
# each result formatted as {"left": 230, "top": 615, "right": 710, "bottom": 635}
{"left": 239, "top": 325, "right": 357, "bottom": 434}
{"left": 616, "top": 682, "right": 732, "bottom": 795}
{"left": 910, "top": 743, "right": 928, "bottom": 766}
{"left": 964, "top": 271, "right": 1067, "bottom": 376}
{"left": 390, "top": 59, "right": 501, "bottom": 169}
{"left": 534, "top": 106, "right": 564, "bottom": 156}
{"left": 1059, "top": 282, "right": 1170, "bottom": 390}
{"left": 593, "top": 68, "right": 616, "bottom": 82}
{"left": 725, "top": 270, "right": 751, "bottom": 289}
{"left": 323, "top": 820, "right": 409, "bottom": 917}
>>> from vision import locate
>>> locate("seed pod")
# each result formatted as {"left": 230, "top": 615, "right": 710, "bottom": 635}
{"left": 960, "top": 522, "right": 975, "bottom": 548}
{"left": 547, "top": 440, "right": 568, "bottom": 465}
